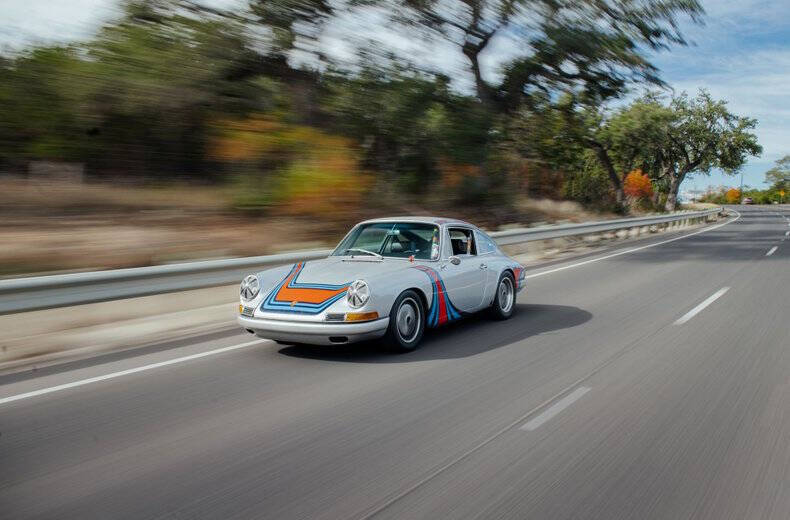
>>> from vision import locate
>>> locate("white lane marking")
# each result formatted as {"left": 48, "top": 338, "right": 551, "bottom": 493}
{"left": 520, "top": 387, "right": 591, "bottom": 431}
{"left": 674, "top": 287, "right": 730, "bottom": 325}
{"left": 525, "top": 212, "right": 740, "bottom": 280}
{"left": 0, "top": 339, "right": 265, "bottom": 406}
{"left": 766, "top": 246, "right": 778, "bottom": 256}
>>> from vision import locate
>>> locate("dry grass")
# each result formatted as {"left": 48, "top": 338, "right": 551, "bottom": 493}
{"left": 0, "top": 179, "right": 616, "bottom": 276}
{"left": 514, "top": 197, "right": 616, "bottom": 224}
{"left": 0, "top": 179, "right": 329, "bottom": 276}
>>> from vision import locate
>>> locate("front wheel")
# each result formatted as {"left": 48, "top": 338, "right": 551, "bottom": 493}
{"left": 489, "top": 272, "right": 516, "bottom": 320}
{"left": 383, "top": 290, "right": 425, "bottom": 352}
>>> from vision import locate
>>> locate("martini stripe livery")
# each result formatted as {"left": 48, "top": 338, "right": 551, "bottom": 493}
{"left": 412, "top": 265, "right": 461, "bottom": 327}
{"left": 261, "top": 262, "right": 351, "bottom": 314}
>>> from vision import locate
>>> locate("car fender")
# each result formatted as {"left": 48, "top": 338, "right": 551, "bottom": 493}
{"left": 359, "top": 264, "right": 436, "bottom": 319}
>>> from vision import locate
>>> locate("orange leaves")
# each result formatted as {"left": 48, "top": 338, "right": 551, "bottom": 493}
{"left": 211, "top": 116, "right": 370, "bottom": 218}
{"left": 438, "top": 159, "right": 481, "bottom": 189}
{"left": 623, "top": 169, "right": 653, "bottom": 199}
{"left": 725, "top": 188, "right": 741, "bottom": 204}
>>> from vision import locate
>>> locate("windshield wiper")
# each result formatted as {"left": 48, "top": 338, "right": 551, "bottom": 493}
{"left": 344, "top": 248, "right": 383, "bottom": 259}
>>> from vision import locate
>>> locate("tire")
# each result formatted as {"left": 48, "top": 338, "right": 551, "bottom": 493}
{"left": 383, "top": 290, "right": 425, "bottom": 352}
{"left": 489, "top": 271, "right": 516, "bottom": 320}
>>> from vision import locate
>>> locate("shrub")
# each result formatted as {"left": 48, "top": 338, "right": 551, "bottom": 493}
{"left": 623, "top": 169, "right": 654, "bottom": 199}
{"left": 211, "top": 117, "right": 370, "bottom": 219}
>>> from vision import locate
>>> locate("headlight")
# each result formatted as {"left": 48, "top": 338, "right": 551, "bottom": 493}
{"left": 240, "top": 275, "right": 260, "bottom": 301}
{"left": 346, "top": 279, "right": 370, "bottom": 308}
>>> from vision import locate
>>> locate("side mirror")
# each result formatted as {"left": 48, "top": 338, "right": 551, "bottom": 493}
{"left": 449, "top": 255, "right": 461, "bottom": 265}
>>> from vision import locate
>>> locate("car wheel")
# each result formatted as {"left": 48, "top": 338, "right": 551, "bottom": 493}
{"left": 490, "top": 272, "right": 516, "bottom": 320}
{"left": 383, "top": 290, "right": 425, "bottom": 352}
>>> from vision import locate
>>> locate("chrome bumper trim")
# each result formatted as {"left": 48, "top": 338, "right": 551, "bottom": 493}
{"left": 237, "top": 315, "right": 389, "bottom": 345}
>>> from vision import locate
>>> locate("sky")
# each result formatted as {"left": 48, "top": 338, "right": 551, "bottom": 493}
{"left": 1, "top": 0, "right": 787, "bottom": 193}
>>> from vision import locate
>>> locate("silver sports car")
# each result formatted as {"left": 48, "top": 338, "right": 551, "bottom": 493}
{"left": 237, "top": 217, "right": 526, "bottom": 351}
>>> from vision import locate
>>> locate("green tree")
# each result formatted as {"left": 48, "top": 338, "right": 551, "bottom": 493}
{"left": 569, "top": 95, "right": 674, "bottom": 204}
{"left": 248, "top": 0, "right": 333, "bottom": 54}
{"left": 81, "top": 0, "right": 265, "bottom": 177}
{"left": 765, "top": 155, "right": 790, "bottom": 190}
{"left": 573, "top": 91, "right": 761, "bottom": 210}
{"left": 656, "top": 91, "right": 762, "bottom": 210}
{"left": 323, "top": 61, "right": 492, "bottom": 193}
{"left": 0, "top": 46, "right": 89, "bottom": 165}
{"left": 373, "top": 0, "right": 703, "bottom": 108}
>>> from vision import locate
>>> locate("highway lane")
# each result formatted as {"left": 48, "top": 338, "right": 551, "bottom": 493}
{"left": 1, "top": 206, "right": 788, "bottom": 519}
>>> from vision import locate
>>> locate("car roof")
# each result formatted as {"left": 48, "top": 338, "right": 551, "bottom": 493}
{"left": 358, "top": 216, "right": 476, "bottom": 227}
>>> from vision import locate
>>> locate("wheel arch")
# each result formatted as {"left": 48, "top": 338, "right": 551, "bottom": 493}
{"left": 501, "top": 267, "right": 515, "bottom": 279}
{"left": 405, "top": 286, "right": 430, "bottom": 315}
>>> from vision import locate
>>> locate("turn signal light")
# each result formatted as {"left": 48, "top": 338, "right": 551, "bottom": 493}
{"left": 344, "top": 311, "right": 379, "bottom": 322}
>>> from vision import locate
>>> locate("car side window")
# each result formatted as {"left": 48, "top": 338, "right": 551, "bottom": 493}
{"left": 448, "top": 228, "right": 477, "bottom": 256}
{"left": 475, "top": 230, "right": 497, "bottom": 255}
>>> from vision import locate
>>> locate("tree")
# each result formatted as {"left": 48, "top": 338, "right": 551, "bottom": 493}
{"left": 656, "top": 91, "right": 762, "bottom": 210}
{"left": 378, "top": 0, "right": 703, "bottom": 108}
{"left": 725, "top": 188, "right": 740, "bottom": 204}
{"left": 78, "top": 0, "right": 265, "bottom": 177}
{"left": 0, "top": 46, "right": 91, "bottom": 165}
{"left": 765, "top": 155, "right": 790, "bottom": 189}
{"left": 576, "top": 95, "right": 674, "bottom": 204}
{"left": 248, "top": 0, "right": 333, "bottom": 55}
{"left": 560, "top": 91, "right": 761, "bottom": 210}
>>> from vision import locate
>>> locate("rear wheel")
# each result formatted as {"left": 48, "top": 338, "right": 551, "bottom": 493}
{"left": 383, "top": 290, "right": 425, "bottom": 352}
{"left": 489, "top": 272, "right": 516, "bottom": 320}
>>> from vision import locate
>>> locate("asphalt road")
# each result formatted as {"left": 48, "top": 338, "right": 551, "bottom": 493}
{"left": 1, "top": 205, "right": 789, "bottom": 520}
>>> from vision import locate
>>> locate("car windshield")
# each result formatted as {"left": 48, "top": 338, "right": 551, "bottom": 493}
{"left": 333, "top": 222, "right": 440, "bottom": 260}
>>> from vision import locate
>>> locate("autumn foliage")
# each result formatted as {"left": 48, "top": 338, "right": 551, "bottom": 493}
{"left": 725, "top": 188, "right": 741, "bottom": 204}
{"left": 211, "top": 116, "right": 370, "bottom": 218}
{"left": 623, "top": 169, "right": 654, "bottom": 199}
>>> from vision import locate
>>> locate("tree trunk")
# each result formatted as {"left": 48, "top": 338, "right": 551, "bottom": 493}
{"left": 665, "top": 175, "right": 681, "bottom": 211}
{"left": 591, "top": 142, "right": 624, "bottom": 204}
{"left": 462, "top": 43, "right": 495, "bottom": 108}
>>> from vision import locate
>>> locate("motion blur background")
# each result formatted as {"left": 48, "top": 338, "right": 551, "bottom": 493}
{"left": 1, "top": 0, "right": 787, "bottom": 277}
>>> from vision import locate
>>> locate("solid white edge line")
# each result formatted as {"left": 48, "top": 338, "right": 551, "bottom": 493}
{"left": 0, "top": 339, "right": 265, "bottom": 406}
{"left": 524, "top": 211, "right": 740, "bottom": 280}
{"left": 520, "top": 387, "right": 591, "bottom": 431}
{"left": 674, "top": 287, "right": 730, "bottom": 325}
{"left": 766, "top": 246, "right": 778, "bottom": 256}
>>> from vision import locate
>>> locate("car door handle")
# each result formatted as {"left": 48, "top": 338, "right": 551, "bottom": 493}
{"left": 479, "top": 263, "right": 487, "bottom": 270}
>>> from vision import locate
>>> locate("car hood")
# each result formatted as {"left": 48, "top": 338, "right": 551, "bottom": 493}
{"left": 282, "top": 257, "right": 417, "bottom": 285}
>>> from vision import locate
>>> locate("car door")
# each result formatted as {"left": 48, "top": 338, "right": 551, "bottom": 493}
{"left": 474, "top": 229, "right": 499, "bottom": 305}
{"left": 440, "top": 227, "right": 486, "bottom": 312}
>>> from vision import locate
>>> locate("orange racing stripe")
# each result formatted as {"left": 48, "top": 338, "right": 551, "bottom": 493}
{"left": 273, "top": 263, "right": 348, "bottom": 304}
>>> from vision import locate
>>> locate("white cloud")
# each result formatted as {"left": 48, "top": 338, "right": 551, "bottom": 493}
{"left": 0, "top": 0, "right": 120, "bottom": 49}
{"left": 667, "top": 49, "right": 790, "bottom": 164}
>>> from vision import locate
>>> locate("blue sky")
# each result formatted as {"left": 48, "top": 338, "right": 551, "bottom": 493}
{"left": 1, "top": 0, "right": 787, "bottom": 193}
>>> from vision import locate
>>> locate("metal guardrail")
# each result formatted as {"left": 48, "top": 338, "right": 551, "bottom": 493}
{"left": 0, "top": 208, "right": 722, "bottom": 314}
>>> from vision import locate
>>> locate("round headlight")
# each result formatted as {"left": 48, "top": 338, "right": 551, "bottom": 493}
{"left": 346, "top": 280, "right": 370, "bottom": 308}
{"left": 240, "top": 275, "right": 260, "bottom": 301}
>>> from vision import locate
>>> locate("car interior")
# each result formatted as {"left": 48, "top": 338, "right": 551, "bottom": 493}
{"left": 380, "top": 229, "right": 432, "bottom": 258}
{"left": 449, "top": 228, "right": 476, "bottom": 256}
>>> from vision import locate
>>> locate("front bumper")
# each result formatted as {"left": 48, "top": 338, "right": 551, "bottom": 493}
{"left": 237, "top": 315, "right": 389, "bottom": 345}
